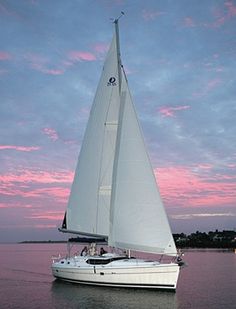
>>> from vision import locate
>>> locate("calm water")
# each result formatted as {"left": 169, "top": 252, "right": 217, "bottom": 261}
{"left": 0, "top": 244, "right": 235, "bottom": 309}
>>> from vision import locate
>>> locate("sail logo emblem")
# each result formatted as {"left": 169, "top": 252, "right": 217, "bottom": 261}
{"left": 107, "top": 77, "right": 117, "bottom": 86}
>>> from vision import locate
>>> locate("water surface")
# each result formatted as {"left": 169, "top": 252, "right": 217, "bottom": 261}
{"left": 0, "top": 244, "right": 235, "bottom": 308}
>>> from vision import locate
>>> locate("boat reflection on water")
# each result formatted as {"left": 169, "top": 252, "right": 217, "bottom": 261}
{"left": 50, "top": 279, "right": 177, "bottom": 309}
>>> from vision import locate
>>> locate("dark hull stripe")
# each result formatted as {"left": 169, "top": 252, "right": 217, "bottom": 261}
{"left": 53, "top": 275, "right": 176, "bottom": 290}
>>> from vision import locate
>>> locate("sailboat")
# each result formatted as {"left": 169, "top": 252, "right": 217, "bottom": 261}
{"left": 52, "top": 15, "right": 181, "bottom": 290}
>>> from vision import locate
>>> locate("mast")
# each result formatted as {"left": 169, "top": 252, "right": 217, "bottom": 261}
{"left": 114, "top": 12, "right": 124, "bottom": 93}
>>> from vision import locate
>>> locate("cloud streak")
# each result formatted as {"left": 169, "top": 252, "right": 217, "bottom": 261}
{"left": 142, "top": 9, "right": 165, "bottom": 21}
{"left": 42, "top": 128, "right": 59, "bottom": 141}
{"left": 25, "top": 53, "right": 65, "bottom": 75}
{"left": 159, "top": 105, "right": 190, "bottom": 117}
{"left": 0, "top": 169, "right": 73, "bottom": 185}
{"left": 171, "top": 212, "right": 236, "bottom": 220}
{"left": 26, "top": 210, "right": 65, "bottom": 221}
{"left": 0, "top": 51, "right": 11, "bottom": 60}
{"left": 0, "top": 145, "right": 40, "bottom": 152}
{"left": 68, "top": 51, "right": 96, "bottom": 62}
{"left": 155, "top": 165, "right": 236, "bottom": 208}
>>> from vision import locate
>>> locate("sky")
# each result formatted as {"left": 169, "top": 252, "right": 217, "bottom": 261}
{"left": 0, "top": 0, "right": 236, "bottom": 243}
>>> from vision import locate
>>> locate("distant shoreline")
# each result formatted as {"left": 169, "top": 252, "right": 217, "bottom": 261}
{"left": 16, "top": 242, "right": 236, "bottom": 251}
{"left": 19, "top": 240, "right": 67, "bottom": 244}
{"left": 4, "top": 230, "right": 234, "bottom": 249}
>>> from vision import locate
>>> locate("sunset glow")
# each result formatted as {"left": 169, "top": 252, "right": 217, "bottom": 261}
{"left": 0, "top": 0, "right": 235, "bottom": 242}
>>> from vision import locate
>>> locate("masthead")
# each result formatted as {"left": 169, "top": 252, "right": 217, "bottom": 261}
{"left": 112, "top": 11, "right": 125, "bottom": 24}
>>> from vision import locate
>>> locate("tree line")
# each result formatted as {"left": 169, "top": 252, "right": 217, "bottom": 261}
{"left": 173, "top": 230, "right": 236, "bottom": 248}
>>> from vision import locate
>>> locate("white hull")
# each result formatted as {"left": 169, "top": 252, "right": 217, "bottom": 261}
{"left": 52, "top": 255, "right": 180, "bottom": 290}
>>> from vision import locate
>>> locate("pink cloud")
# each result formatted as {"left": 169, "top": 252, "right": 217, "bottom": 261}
{"left": 206, "top": 78, "right": 221, "bottom": 91}
{"left": 225, "top": 1, "right": 236, "bottom": 17}
{"left": 0, "top": 202, "right": 33, "bottom": 209}
{"left": 142, "top": 9, "right": 165, "bottom": 21}
{"left": 42, "top": 127, "right": 59, "bottom": 141}
{"left": 208, "top": 1, "right": 236, "bottom": 28}
{"left": 0, "top": 169, "right": 73, "bottom": 185}
{"left": 197, "top": 164, "right": 213, "bottom": 169}
{"left": 0, "top": 3, "right": 21, "bottom": 19}
{"left": 26, "top": 53, "right": 48, "bottom": 67}
{"left": 25, "top": 53, "right": 65, "bottom": 75}
{"left": 27, "top": 210, "right": 64, "bottom": 221}
{"left": 159, "top": 105, "right": 190, "bottom": 117}
{"left": 208, "top": 7, "right": 226, "bottom": 27}
{"left": 29, "top": 187, "right": 69, "bottom": 202}
{"left": 34, "top": 224, "right": 57, "bottom": 228}
{"left": 1, "top": 220, "right": 58, "bottom": 229}
{"left": 0, "top": 145, "right": 40, "bottom": 152}
{"left": 1, "top": 223, "right": 57, "bottom": 229}
{"left": 0, "top": 168, "right": 73, "bottom": 204}
{"left": 192, "top": 78, "right": 222, "bottom": 98}
{"left": 0, "top": 186, "right": 70, "bottom": 203}
{"left": 183, "top": 17, "right": 195, "bottom": 27}
{"left": 155, "top": 165, "right": 236, "bottom": 208}
{"left": 25, "top": 48, "right": 97, "bottom": 76}
{"left": 33, "top": 66, "right": 64, "bottom": 75}
{"left": 227, "top": 164, "right": 236, "bottom": 168}
{"left": 43, "top": 69, "right": 64, "bottom": 75}
{"left": 93, "top": 43, "right": 109, "bottom": 54}
{"left": 0, "top": 203, "right": 8, "bottom": 208}
{"left": 182, "top": 2, "right": 236, "bottom": 29}
{"left": 0, "top": 51, "right": 11, "bottom": 60}
{"left": 68, "top": 51, "right": 96, "bottom": 62}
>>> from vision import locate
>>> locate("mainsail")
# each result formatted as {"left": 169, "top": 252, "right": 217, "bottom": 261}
{"left": 64, "top": 34, "right": 120, "bottom": 237}
{"left": 61, "top": 21, "right": 177, "bottom": 256}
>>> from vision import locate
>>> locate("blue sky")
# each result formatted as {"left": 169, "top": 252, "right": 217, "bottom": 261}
{"left": 0, "top": 0, "right": 236, "bottom": 242}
